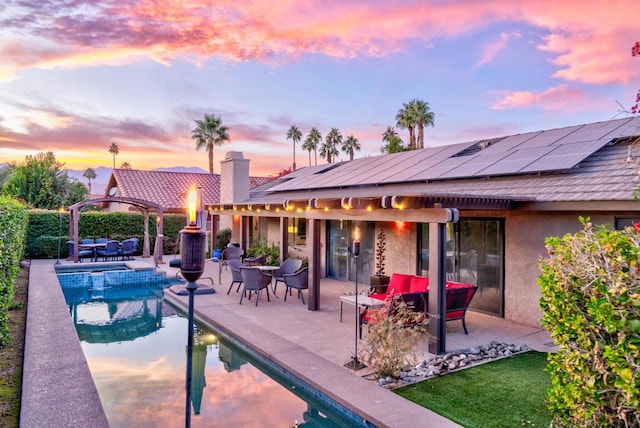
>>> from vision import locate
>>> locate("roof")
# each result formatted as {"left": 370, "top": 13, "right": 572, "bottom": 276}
{"left": 105, "top": 169, "right": 271, "bottom": 211}
{"left": 245, "top": 116, "right": 640, "bottom": 208}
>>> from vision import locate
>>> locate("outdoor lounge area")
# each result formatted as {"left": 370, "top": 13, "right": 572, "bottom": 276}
{"left": 24, "top": 257, "right": 557, "bottom": 427}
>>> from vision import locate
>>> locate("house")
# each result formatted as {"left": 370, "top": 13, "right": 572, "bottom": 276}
{"left": 207, "top": 116, "right": 640, "bottom": 349}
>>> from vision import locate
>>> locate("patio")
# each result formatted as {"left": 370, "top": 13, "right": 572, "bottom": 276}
{"left": 22, "top": 258, "right": 556, "bottom": 427}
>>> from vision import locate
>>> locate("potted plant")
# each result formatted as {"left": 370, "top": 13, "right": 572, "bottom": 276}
{"left": 370, "top": 228, "right": 390, "bottom": 291}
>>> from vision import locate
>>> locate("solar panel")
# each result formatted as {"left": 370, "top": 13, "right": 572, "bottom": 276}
{"left": 603, "top": 116, "right": 640, "bottom": 139}
{"left": 479, "top": 131, "right": 541, "bottom": 154}
{"left": 439, "top": 151, "right": 513, "bottom": 178}
{"left": 478, "top": 146, "right": 555, "bottom": 175}
{"left": 514, "top": 125, "right": 584, "bottom": 150}
{"left": 552, "top": 119, "right": 630, "bottom": 144}
{"left": 520, "top": 139, "right": 612, "bottom": 172}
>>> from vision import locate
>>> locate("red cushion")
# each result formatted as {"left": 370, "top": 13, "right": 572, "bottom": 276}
{"left": 410, "top": 276, "right": 429, "bottom": 292}
{"left": 445, "top": 281, "right": 473, "bottom": 290}
{"left": 446, "top": 310, "right": 465, "bottom": 319}
{"left": 387, "top": 273, "right": 412, "bottom": 295}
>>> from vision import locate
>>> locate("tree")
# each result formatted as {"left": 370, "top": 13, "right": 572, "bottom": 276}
{"left": 396, "top": 102, "right": 417, "bottom": 150}
{"left": 321, "top": 128, "right": 342, "bottom": 163}
{"left": 303, "top": 127, "right": 322, "bottom": 166}
{"left": 381, "top": 126, "right": 408, "bottom": 154}
{"left": 412, "top": 99, "right": 435, "bottom": 149}
{"left": 120, "top": 162, "right": 132, "bottom": 169}
{"left": 286, "top": 125, "right": 302, "bottom": 171}
{"left": 191, "top": 114, "right": 231, "bottom": 174}
{"left": 631, "top": 42, "right": 639, "bottom": 114}
{"left": 342, "top": 135, "right": 361, "bottom": 161}
{"left": 108, "top": 143, "right": 119, "bottom": 169}
{"left": 1, "top": 152, "right": 87, "bottom": 209}
{"left": 82, "top": 167, "right": 97, "bottom": 193}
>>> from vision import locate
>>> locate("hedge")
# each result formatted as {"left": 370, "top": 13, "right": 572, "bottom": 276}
{"left": 0, "top": 196, "right": 28, "bottom": 347}
{"left": 25, "top": 210, "right": 187, "bottom": 259}
{"left": 538, "top": 218, "right": 640, "bottom": 427}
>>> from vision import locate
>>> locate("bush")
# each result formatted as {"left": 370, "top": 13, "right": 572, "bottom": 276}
{"left": 245, "top": 237, "right": 280, "bottom": 266}
{"left": 0, "top": 196, "right": 28, "bottom": 347}
{"left": 216, "top": 227, "right": 232, "bottom": 250}
{"left": 361, "top": 301, "right": 429, "bottom": 378}
{"left": 538, "top": 218, "right": 640, "bottom": 427}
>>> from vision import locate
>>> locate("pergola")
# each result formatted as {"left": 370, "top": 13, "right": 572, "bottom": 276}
{"left": 68, "top": 197, "right": 165, "bottom": 264}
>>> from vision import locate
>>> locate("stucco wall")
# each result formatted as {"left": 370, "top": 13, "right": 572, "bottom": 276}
{"left": 505, "top": 212, "right": 616, "bottom": 327}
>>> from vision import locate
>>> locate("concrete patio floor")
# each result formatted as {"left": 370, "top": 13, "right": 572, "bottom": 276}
{"left": 21, "top": 258, "right": 557, "bottom": 427}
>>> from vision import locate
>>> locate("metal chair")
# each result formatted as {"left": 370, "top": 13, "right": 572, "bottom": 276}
{"left": 283, "top": 268, "right": 308, "bottom": 304}
{"left": 67, "top": 241, "right": 92, "bottom": 262}
{"left": 226, "top": 259, "right": 246, "bottom": 294}
{"left": 97, "top": 240, "right": 119, "bottom": 261}
{"left": 239, "top": 267, "right": 272, "bottom": 306}
{"left": 272, "top": 259, "right": 303, "bottom": 295}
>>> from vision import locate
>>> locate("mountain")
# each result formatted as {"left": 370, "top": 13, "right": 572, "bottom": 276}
{"left": 65, "top": 166, "right": 208, "bottom": 195}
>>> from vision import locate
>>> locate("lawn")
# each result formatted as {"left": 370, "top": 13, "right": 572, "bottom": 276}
{"left": 395, "top": 351, "right": 552, "bottom": 428}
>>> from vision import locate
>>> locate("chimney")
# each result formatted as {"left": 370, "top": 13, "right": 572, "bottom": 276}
{"left": 220, "top": 151, "right": 250, "bottom": 204}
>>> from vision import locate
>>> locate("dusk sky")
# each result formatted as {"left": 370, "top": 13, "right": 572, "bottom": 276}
{"left": 1, "top": 1, "right": 638, "bottom": 177}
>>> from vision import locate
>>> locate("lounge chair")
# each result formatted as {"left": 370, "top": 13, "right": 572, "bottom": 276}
{"left": 239, "top": 267, "right": 271, "bottom": 306}
{"left": 283, "top": 268, "right": 308, "bottom": 304}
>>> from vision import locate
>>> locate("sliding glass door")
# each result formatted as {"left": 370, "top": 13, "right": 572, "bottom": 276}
{"left": 327, "top": 220, "right": 374, "bottom": 283}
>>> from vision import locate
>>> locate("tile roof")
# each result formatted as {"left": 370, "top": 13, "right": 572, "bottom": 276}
{"left": 106, "top": 169, "right": 271, "bottom": 211}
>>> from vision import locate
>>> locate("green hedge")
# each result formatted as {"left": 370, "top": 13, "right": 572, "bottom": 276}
{"left": 0, "top": 196, "right": 28, "bottom": 347}
{"left": 25, "top": 210, "right": 187, "bottom": 259}
{"left": 538, "top": 218, "right": 640, "bottom": 427}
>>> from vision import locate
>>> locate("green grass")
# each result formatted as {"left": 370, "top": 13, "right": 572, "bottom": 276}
{"left": 395, "top": 351, "right": 552, "bottom": 428}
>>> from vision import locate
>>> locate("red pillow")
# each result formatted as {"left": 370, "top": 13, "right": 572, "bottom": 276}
{"left": 410, "top": 276, "right": 429, "bottom": 292}
{"left": 387, "top": 273, "right": 412, "bottom": 295}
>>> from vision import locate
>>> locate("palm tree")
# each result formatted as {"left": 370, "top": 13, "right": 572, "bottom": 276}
{"left": 321, "top": 128, "right": 342, "bottom": 163}
{"left": 82, "top": 168, "right": 97, "bottom": 193}
{"left": 120, "top": 162, "right": 132, "bottom": 169}
{"left": 191, "top": 114, "right": 230, "bottom": 174}
{"left": 412, "top": 99, "right": 435, "bottom": 149}
{"left": 286, "top": 125, "right": 302, "bottom": 171}
{"left": 395, "top": 102, "right": 417, "bottom": 150}
{"left": 304, "top": 127, "right": 322, "bottom": 166}
{"left": 381, "top": 126, "right": 408, "bottom": 154}
{"left": 108, "top": 143, "right": 119, "bottom": 169}
{"left": 342, "top": 135, "right": 361, "bottom": 161}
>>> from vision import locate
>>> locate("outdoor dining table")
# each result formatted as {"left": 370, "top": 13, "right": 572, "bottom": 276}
{"left": 78, "top": 242, "right": 107, "bottom": 262}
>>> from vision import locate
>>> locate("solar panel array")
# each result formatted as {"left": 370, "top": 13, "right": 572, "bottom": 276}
{"left": 267, "top": 116, "right": 640, "bottom": 192}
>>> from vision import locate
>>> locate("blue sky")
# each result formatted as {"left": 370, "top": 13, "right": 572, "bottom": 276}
{"left": 1, "top": 0, "right": 638, "bottom": 176}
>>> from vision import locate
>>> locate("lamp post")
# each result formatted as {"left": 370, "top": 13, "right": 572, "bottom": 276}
{"left": 55, "top": 207, "right": 64, "bottom": 265}
{"left": 180, "top": 188, "right": 206, "bottom": 428}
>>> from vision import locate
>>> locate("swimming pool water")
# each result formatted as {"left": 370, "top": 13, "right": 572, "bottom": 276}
{"left": 60, "top": 280, "right": 367, "bottom": 427}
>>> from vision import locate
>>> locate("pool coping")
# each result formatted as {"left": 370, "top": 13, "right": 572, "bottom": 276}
{"left": 20, "top": 260, "right": 109, "bottom": 428}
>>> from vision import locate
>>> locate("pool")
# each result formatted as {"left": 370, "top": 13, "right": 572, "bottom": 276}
{"left": 58, "top": 270, "right": 369, "bottom": 427}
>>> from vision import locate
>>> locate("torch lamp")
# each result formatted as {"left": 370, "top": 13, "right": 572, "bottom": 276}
{"left": 346, "top": 226, "right": 365, "bottom": 370}
{"left": 180, "top": 187, "right": 206, "bottom": 428}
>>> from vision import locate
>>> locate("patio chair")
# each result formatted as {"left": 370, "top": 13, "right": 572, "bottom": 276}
{"left": 97, "top": 240, "right": 119, "bottom": 261}
{"left": 243, "top": 254, "right": 267, "bottom": 266}
{"left": 239, "top": 267, "right": 271, "bottom": 306}
{"left": 283, "top": 268, "right": 308, "bottom": 304}
{"left": 227, "top": 259, "right": 246, "bottom": 295}
{"left": 95, "top": 237, "right": 108, "bottom": 244}
{"left": 272, "top": 258, "right": 303, "bottom": 295}
{"left": 80, "top": 238, "right": 94, "bottom": 245}
{"left": 130, "top": 237, "right": 140, "bottom": 255}
{"left": 218, "top": 246, "right": 245, "bottom": 283}
{"left": 118, "top": 239, "right": 135, "bottom": 261}
{"left": 359, "top": 291, "right": 428, "bottom": 339}
{"left": 67, "top": 241, "right": 93, "bottom": 262}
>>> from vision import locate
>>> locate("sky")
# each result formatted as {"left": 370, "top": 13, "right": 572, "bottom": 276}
{"left": 1, "top": 0, "right": 638, "bottom": 177}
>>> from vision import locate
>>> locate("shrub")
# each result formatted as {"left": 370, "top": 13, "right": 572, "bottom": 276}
{"left": 538, "top": 218, "right": 640, "bottom": 427}
{"left": 361, "top": 301, "right": 429, "bottom": 378}
{"left": 246, "top": 237, "right": 280, "bottom": 266}
{"left": 216, "top": 227, "right": 232, "bottom": 250}
{"left": 0, "top": 196, "right": 28, "bottom": 347}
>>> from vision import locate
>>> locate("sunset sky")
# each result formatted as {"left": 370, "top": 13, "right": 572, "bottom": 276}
{"left": 1, "top": 0, "right": 638, "bottom": 177}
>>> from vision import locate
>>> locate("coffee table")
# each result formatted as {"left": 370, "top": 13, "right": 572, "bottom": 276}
{"left": 339, "top": 295, "right": 385, "bottom": 322}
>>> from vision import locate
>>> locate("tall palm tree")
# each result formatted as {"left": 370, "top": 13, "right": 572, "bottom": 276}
{"left": 191, "top": 114, "right": 230, "bottom": 174}
{"left": 381, "top": 126, "right": 408, "bottom": 154}
{"left": 286, "top": 125, "right": 302, "bottom": 171}
{"left": 395, "top": 102, "right": 417, "bottom": 150}
{"left": 305, "top": 127, "right": 322, "bottom": 166}
{"left": 108, "top": 143, "right": 119, "bottom": 169}
{"left": 321, "top": 128, "right": 342, "bottom": 163}
{"left": 412, "top": 99, "right": 435, "bottom": 149}
{"left": 82, "top": 167, "right": 97, "bottom": 193}
{"left": 342, "top": 135, "right": 361, "bottom": 161}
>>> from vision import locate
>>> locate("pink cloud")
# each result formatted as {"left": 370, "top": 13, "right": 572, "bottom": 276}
{"left": 491, "top": 84, "right": 590, "bottom": 111}
{"left": 475, "top": 31, "right": 521, "bottom": 67}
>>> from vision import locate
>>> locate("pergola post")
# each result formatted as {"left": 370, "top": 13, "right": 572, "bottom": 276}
{"left": 308, "top": 219, "right": 321, "bottom": 311}
{"left": 279, "top": 217, "right": 289, "bottom": 263}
